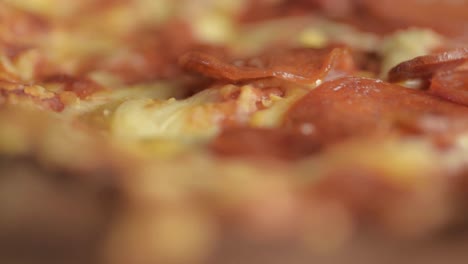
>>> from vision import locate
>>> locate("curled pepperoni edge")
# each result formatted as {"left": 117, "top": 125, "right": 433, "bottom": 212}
{"left": 179, "top": 47, "right": 354, "bottom": 84}
{"left": 388, "top": 48, "right": 468, "bottom": 83}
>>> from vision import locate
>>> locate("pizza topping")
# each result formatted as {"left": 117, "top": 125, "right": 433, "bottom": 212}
{"left": 41, "top": 74, "right": 106, "bottom": 99}
{"left": 180, "top": 46, "right": 355, "bottom": 85}
{"left": 388, "top": 48, "right": 468, "bottom": 83}
{"left": 244, "top": 0, "right": 468, "bottom": 39}
{"left": 378, "top": 28, "right": 444, "bottom": 80}
{"left": 210, "top": 127, "right": 321, "bottom": 160}
{"left": 2, "top": 2, "right": 468, "bottom": 263}
{"left": 360, "top": 0, "right": 468, "bottom": 38}
{"left": 111, "top": 84, "right": 288, "bottom": 142}
{"left": 98, "top": 22, "right": 199, "bottom": 84}
{"left": 0, "top": 2, "right": 49, "bottom": 42}
{"left": 0, "top": 83, "right": 65, "bottom": 112}
{"left": 211, "top": 77, "right": 468, "bottom": 160}
{"left": 284, "top": 77, "right": 468, "bottom": 145}
{"left": 430, "top": 69, "right": 468, "bottom": 106}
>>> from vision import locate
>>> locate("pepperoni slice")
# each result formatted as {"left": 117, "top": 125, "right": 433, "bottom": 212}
{"left": 210, "top": 127, "right": 321, "bottom": 160}
{"left": 180, "top": 47, "right": 355, "bottom": 84}
{"left": 430, "top": 70, "right": 468, "bottom": 106}
{"left": 284, "top": 77, "right": 468, "bottom": 144}
{"left": 211, "top": 77, "right": 468, "bottom": 160}
{"left": 388, "top": 48, "right": 468, "bottom": 83}
{"left": 361, "top": 0, "right": 468, "bottom": 37}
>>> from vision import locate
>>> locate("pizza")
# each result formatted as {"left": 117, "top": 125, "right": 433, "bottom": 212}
{"left": 0, "top": 1, "right": 467, "bottom": 264}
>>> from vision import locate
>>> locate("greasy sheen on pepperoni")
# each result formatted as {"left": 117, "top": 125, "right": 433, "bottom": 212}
{"left": 283, "top": 77, "right": 468, "bottom": 144}
{"left": 388, "top": 48, "right": 468, "bottom": 83}
{"left": 211, "top": 77, "right": 468, "bottom": 160}
{"left": 179, "top": 46, "right": 355, "bottom": 84}
{"left": 430, "top": 70, "right": 468, "bottom": 106}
